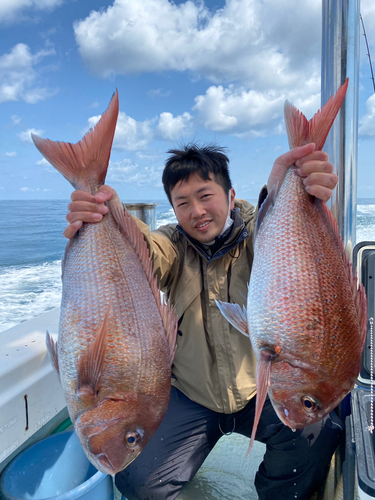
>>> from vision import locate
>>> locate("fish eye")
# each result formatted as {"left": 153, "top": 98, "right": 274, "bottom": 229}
{"left": 125, "top": 431, "right": 140, "bottom": 449}
{"left": 301, "top": 396, "right": 320, "bottom": 412}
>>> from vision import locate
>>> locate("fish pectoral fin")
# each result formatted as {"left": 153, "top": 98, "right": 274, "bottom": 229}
{"left": 77, "top": 302, "right": 111, "bottom": 397}
{"left": 215, "top": 300, "right": 249, "bottom": 337}
{"left": 247, "top": 358, "right": 271, "bottom": 456}
{"left": 46, "top": 331, "right": 60, "bottom": 381}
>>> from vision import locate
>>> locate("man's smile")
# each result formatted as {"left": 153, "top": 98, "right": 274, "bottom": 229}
{"left": 195, "top": 220, "right": 211, "bottom": 230}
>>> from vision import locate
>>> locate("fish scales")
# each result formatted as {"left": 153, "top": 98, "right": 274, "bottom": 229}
{"left": 60, "top": 214, "right": 169, "bottom": 403}
{"left": 249, "top": 166, "right": 362, "bottom": 386}
{"left": 32, "top": 90, "right": 177, "bottom": 475}
{"left": 216, "top": 80, "right": 366, "bottom": 454}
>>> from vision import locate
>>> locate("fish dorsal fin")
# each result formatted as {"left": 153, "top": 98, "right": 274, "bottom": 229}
{"left": 284, "top": 79, "right": 349, "bottom": 151}
{"left": 31, "top": 90, "right": 119, "bottom": 192}
{"left": 109, "top": 200, "right": 178, "bottom": 365}
{"left": 319, "top": 200, "right": 367, "bottom": 344}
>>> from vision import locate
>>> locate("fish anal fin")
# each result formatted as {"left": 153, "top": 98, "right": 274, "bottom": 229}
{"left": 46, "top": 331, "right": 60, "bottom": 381}
{"left": 247, "top": 358, "right": 271, "bottom": 456}
{"left": 32, "top": 90, "right": 119, "bottom": 193}
{"left": 215, "top": 300, "right": 249, "bottom": 337}
{"left": 255, "top": 182, "right": 278, "bottom": 236}
{"left": 77, "top": 301, "right": 111, "bottom": 398}
{"left": 109, "top": 200, "right": 178, "bottom": 365}
{"left": 284, "top": 78, "right": 349, "bottom": 151}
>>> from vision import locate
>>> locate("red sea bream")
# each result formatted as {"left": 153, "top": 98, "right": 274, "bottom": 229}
{"left": 32, "top": 91, "right": 177, "bottom": 475}
{"left": 217, "top": 79, "right": 367, "bottom": 453}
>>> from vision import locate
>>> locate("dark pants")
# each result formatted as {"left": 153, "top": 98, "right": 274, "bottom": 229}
{"left": 115, "top": 387, "right": 343, "bottom": 500}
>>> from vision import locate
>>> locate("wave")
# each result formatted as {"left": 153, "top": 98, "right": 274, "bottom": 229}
{"left": 0, "top": 261, "right": 62, "bottom": 333}
{"left": 0, "top": 204, "right": 374, "bottom": 333}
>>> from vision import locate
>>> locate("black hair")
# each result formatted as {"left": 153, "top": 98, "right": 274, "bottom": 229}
{"left": 162, "top": 143, "right": 232, "bottom": 206}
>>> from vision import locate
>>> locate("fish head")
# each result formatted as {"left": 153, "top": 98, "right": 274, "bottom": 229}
{"left": 267, "top": 361, "right": 355, "bottom": 429}
{"left": 74, "top": 396, "right": 159, "bottom": 475}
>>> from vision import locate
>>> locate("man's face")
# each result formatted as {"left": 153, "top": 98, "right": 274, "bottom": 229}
{"left": 170, "top": 173, "right": 235, "bottom": 244}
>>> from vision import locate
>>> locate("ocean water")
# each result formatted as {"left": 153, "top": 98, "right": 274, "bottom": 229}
{"left": 0, "top": 198, "right": 375, "bottom": 334}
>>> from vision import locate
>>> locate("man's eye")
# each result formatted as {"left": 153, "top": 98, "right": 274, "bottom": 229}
{"left": 177, "top": 202, "right": 187, "bottom": 208}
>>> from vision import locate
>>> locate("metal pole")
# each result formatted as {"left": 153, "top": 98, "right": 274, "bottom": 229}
{"left": 321, "top": 0, "right": 360, "bottom": 260}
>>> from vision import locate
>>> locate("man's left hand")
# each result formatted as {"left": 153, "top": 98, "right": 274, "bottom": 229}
{"left": 268, "top": 143, "right": 338, "bottom": 202}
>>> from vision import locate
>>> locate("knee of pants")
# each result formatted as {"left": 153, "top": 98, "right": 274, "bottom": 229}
{"left": 255, "top": 411, "right": 343, "bottom": 500}
{"left": 116, "top": 468, "right": 184, "bottom": 500}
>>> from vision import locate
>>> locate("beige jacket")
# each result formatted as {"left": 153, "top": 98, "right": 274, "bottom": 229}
{"left": 135, "top": 199, "right": 259, "bottom": 414}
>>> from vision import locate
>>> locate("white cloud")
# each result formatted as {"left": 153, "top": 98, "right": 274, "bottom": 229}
{"left": 0, "top": 43, "right": 57, "bottom": 103}
{"left": 36, "top": 157, "right": 50, "bottom": 165}
{"left": 20, "top": 187, "right": 33, "bottom": 192}
{"left": 11, "top": 115, "right": 21, "bottom": 125}
{"left": 73, "top": 0, "right": 321, "bottom": 92}
{"left": 86, "top": 115, "right": 101, "bottom": 130}
{"left": 193, "top": 84, "right": 320, "bottom": 136}
{"left": 86, "top": 108, "right": 192, "bottom": 152}
{"left": 73, "top": 0, "right": 324, "bottom": 138}
{"left": 84, "top": 111, "right": 153, "bottom": 151}
{"left": 18, "top": 128, "right": 44, "bottom": 143}
{"left": 359, "top": 94, "right": 375, "bottom": 137}
{"left": 0, "top": 0, "right": 63, "bottom": 24}
{"left": 148, "top": 88, "right": 171, "bottom": 98}
{"left": 107, "top": 159, "right": 162, "bottom": 187}
{"left": 156, "top": 112, "right": 193, "bottom": 140}
{"left": 3, "top": 151, "right": 17, "bottom": 157}
{"left": 114, "top": 112, "right": 153, "bottom": 151}
{"left": 36, "top": 156, "right": 56, "bottom": 173}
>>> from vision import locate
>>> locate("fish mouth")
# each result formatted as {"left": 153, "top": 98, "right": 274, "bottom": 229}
{"left": 272, "top": 402, "right": 313, "bottom": 430}
{"left": 93, "top": 449, "right": 137, "bottom": 476}
{"left": 96, "top": 454, "right": 117, "bottom": 475}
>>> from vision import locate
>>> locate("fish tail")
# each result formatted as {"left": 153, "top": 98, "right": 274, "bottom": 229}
{"left": 32, "top": 90, "right": 119, "bottom": 192}
{"left": 284, "top": 79, "right": 348, "bottom": 151}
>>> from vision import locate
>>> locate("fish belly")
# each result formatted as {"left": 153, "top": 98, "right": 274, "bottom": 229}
{"left": 57, "top": 214, "right": 171, "bottom": 420}
{"left": 248, "top": 167, "right": 362, "bottom": 382}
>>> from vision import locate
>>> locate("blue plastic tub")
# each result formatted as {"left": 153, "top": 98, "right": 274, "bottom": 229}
{"left": 0, "top": 431, "right": 113, "bottom": 500}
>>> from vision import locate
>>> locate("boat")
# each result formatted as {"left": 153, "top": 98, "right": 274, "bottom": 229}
{"left": 0, "top": 1, "right": 374, "bottom": 498}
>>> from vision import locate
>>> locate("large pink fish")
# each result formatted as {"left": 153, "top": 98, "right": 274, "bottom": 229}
{"left": 217, "top": 79, "right": 367, "bottom": 453}
{"left": 32, "top": 91, "right": 177, "bottom": 475}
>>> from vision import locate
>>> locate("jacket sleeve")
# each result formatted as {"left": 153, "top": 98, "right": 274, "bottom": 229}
{"left": 131, "top": 215, "right": 179, "bottom": 291}
{"left": 241, "top": 185, "right": 268, "bottom": 253}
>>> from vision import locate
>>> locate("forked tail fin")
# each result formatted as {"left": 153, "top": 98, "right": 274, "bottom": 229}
{"left": 284, "top": 79, "right": 348, "bottom": 151}
{"left": 32, "top": 90, "right": 119, "bottom": 193}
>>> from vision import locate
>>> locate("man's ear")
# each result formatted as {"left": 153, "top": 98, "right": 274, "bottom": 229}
{"left": 229, "top": 188, "right": 236, "bottom": 210}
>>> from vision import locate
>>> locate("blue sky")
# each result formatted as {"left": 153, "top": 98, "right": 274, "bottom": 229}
{"left": 1, "top": 0, "right": 375, "bottom": 203}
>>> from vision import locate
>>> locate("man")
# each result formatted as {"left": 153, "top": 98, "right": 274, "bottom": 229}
{"left": 65, "top": 142, "right": 342, "bottom": 500}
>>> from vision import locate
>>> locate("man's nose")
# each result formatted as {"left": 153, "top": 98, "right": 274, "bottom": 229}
{"left": 191, "top": 200, "right": 206, "bottom": 218}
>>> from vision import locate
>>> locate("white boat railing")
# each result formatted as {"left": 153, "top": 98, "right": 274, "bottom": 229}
{"left": 0, "top": 308, "right": 67, "bottom": 474}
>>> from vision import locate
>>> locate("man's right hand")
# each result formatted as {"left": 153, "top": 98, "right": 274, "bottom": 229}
{"left": 64, "top": 185, "right": 118, "bottom": 239}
